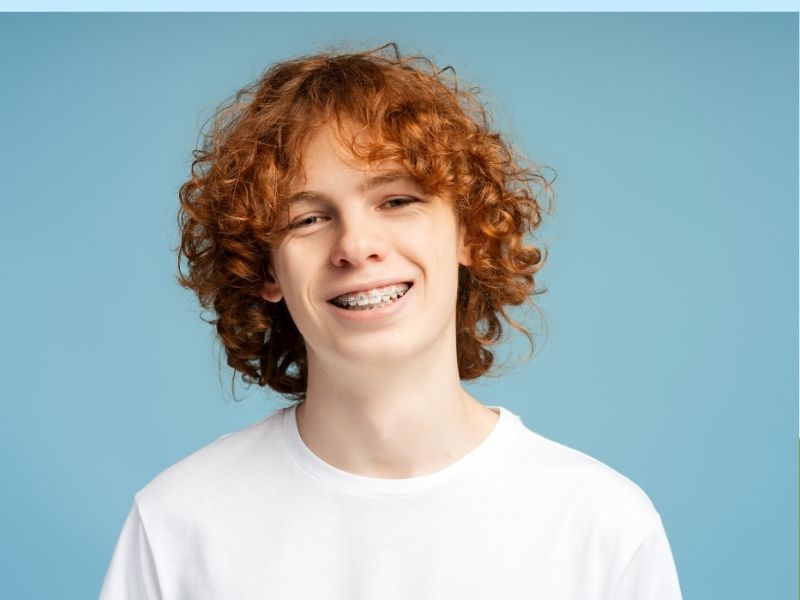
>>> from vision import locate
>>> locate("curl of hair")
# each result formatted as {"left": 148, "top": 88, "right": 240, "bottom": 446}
{"left": 176, "top": 42, "right": 554, "bottom": 403}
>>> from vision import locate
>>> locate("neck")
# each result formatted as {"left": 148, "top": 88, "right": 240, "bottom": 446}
{"left": 297, "top": 341, "right": 499, "bottom": 479}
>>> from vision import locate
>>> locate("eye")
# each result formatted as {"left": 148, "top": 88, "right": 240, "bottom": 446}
{"left": 289, "top": 215, "right": 328, "bottom": 229}
{"left": 383, "top": 197, "right": 419, "bottom": 209}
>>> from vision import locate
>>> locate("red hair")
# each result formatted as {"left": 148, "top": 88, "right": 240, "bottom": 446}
{"left": 177, "top": 43, "right": 553, "bottom": 402}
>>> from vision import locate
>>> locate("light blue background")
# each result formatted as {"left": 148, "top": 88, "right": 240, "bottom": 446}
{"left": 0, "top": 13, "right": 796, "bottom": 599}
{"left": 2, "top": 1, "right": 800, "bottom": 10}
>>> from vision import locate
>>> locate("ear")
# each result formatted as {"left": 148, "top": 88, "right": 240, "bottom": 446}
{"left": 258, "top": 268, "right": 283, "bottom": 303}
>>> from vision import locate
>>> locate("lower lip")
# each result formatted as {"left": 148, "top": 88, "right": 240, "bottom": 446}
{"left": 326, "top": 285, "right": 413, "bottom": 324}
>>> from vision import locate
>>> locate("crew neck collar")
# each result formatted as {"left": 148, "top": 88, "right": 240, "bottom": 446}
{"left": 281, "top": 403, "right": 519, "bottom": 497}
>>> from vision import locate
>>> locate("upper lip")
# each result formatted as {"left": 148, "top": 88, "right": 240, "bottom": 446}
{"left": 326, "top": 279, "right": 413, "bottom": 301}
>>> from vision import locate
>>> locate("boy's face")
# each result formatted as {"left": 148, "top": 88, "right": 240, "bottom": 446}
{"left": 260, "top": 124, "right": 472, "bottom": 368}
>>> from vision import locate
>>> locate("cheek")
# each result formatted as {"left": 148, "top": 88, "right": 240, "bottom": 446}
{"left": 272, "top": 245, "right": 327, "bottom": 323}
{"left": 421, "top": 219, "right": 461, "bottom": 263}
{"left": 272, "top": 250, "right": 306, "bottom": 304}
{"left": 404, "top": 230, "right": 462, "bottom": 287}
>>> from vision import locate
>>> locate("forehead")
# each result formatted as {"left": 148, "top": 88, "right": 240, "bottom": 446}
{"left": 285, "top": 124, "right": 424, "bottom": 199}
{"left": 291, "top": 124, "right": 375, "bottom": 180}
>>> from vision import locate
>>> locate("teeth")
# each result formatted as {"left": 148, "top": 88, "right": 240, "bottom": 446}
{"left": 333, "top": 283, "right": 410, "bottom": 308}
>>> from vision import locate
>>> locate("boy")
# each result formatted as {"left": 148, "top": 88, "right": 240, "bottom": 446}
{"left": 100, "top": 44, "right": 682, "bottom": 599}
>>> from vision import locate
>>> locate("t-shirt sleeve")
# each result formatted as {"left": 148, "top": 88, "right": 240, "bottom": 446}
{"left": 99, "top": 497, "right": 164, "bottom": 600}
{"left": 609, "top": 513, "right": 682, "bottom": 600}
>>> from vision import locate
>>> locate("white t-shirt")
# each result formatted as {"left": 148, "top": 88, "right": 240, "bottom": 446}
{"left": 99, "top": 404, "right": 682, "bottom": 599}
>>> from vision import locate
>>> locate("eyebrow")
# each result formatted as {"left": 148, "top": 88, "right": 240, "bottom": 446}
{"left": 286, "top": 172, "right": 419, "bottom": 206}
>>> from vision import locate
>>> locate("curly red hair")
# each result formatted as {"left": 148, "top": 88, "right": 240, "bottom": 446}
{"left": 177, "top": 43, "right": 553, "bottom": 402}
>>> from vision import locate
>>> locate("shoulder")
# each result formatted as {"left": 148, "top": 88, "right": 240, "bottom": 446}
{"left": 133, "top": 407, "right": 289, "bottom": 522}
{"left": 504, "top": 418, "right": 662, "bottom": 531}
{"left": 501, "top": 421, "right": 681, "bottom": 597}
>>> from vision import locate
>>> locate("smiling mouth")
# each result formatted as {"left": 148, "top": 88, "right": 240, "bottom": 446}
{"left": 329, "top": 282, "right": 413, "bottom": 310}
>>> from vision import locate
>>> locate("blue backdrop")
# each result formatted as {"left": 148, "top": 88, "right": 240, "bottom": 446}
{"left": 0, "top": 13, "right": 796, "bottom": 598}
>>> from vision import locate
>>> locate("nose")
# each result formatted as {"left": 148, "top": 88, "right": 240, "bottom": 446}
{"left": 329, "top": 212, "right": 389, "bottom": 268}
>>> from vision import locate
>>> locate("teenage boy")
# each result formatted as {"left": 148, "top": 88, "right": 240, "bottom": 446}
{"left": 100, "top": 45, "right": 682, "bottom": 599}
